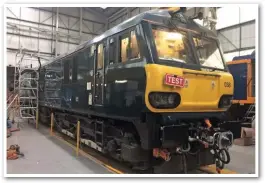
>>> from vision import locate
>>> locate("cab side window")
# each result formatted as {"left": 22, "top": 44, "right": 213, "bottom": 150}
{"left": 120, "top": 34, "right": 129, "bottom": 63}
{"left": 97, "top": 44, "right": 104, "bottom": 69}
{"left": 109, "top": 38, "right": 117, "bottom": 64}
{"left": 119, "top": 29, "right": 140, "bottom": 63}
{"left": 130, "top": 30, "right": 140, "bottom": 59}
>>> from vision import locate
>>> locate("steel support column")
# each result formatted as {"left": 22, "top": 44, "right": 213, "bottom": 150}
{"left": 239, "top": 8, "right": 242, "bottom": 56}
{"left": 55, "top": 7, "right": 59, "bottom": 57}
{"left": 38, "top": 8, "right": 40, "bottom": 55}
{"left": 127, "top": 7, "right": 131, "bottom": 19}
{"left": 18, "top": 7, "right": 21, "bottom": 50}
{"left": 80, "top": 7, "right": 83, "bottom": 43}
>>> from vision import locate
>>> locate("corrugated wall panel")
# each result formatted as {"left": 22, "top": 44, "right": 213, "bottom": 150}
{"left": 39, "top": 39, "right": 53, "bottom": 53}
{"left": 83, "top": 9, "right": 106, "bottom": 24}
{"left": 218, "top": 28, "right": 240, "bottom": 53}
{"left": 39, "top": 10, "right": 54, "bottom": 25}
{"left": 7, "top": 52, "right": 17, "bottom": 66}
{"left": 69, "top": 44, "right": 77, "bottom": 51}
{"left": 58, "top": 14, "right": 69, "bottom": 29}
{"left": 59, "top": 7, "right": 79, "bottom": 17}
{"left": 6, "top": 7, "right": 20, "bottom": 18}
{"left": 140, "top": 7, "right": 151, "bottom": 13}
{"left": 69, "top": 17, "right": 80, "bottom": 31}
{"left": 21, "top": 7, "right": 39, "bottom": 22}
{"left": 82, "top": 20, "right": 94, "bottom": 33}
{"left": 58, "top": 28, "right": 68, "bottom": 42}
{"left": 7, "top": 34, "right": 19, "bottom": 49}
{"left": 58, "top": 41, "right": 69, "bottom": 55}
{"left": 218, "top": 20, "right": 255, "bottom": 53}
{"left": 6, "top": 7, "right": 107, "bottom": 66}
{"left": 94, "top": 23, "right": 105, "bottom": 34}
{"left": 241, "top": 23, "right": 255, "bottom": 48}
{"left": 131, "top": 8, "right": 139, "bottom": 17}
{"left": 20, "top": 36, "right": 38, "bottom": 51}
{"left": 81, "top": 33, "right": 93, "bottom": 43}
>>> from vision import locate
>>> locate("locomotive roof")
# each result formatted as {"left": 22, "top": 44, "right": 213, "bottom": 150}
{"left": 43, "top": 9, "right": 217, "bottom": 67}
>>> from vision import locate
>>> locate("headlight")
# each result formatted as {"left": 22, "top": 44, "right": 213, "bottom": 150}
{"left": 218, "top": 95, "right": 233, "bottom": 108}
{"left": 148, "top": 92, "right": 181, "bottom": 109}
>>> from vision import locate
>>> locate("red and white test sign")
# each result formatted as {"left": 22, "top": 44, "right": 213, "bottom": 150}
{"left": 164, "top": 73, "right": 185, "bottom": 88}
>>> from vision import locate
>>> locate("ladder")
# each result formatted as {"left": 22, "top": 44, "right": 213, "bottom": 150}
{"left": 13, "top": 51, "right": 41, "bottom": 123}
{"left": 243, "top": 104, "right": 255, "bottom": 123}
{"left": 94, "top": 120, "right": 104, "bottom": 147}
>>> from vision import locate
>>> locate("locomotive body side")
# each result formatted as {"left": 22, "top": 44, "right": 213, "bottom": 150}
{"left": 38, "top": 9, "right": 235, "bottom": 172}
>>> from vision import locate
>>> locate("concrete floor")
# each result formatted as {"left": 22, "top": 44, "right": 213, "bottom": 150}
{"left": 226, "top": 144, "right": 255, "bottom": 174}
{"left": 6, "top": 122, "right": 111, "bottom": 174}
{"left": 6, "top": 122, "right": 256, "bottom": 174}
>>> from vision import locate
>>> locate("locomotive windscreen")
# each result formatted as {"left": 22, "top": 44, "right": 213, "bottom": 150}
{"left": 193, "top": 37, "right": 225, "bottom": 70}
{"left": 152, "top": 27, "right": 195, "bottom": 65}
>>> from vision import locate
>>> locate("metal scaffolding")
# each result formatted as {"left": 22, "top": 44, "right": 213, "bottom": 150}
{"left": 13, "top": 49, "right": 43, "bottom": 123}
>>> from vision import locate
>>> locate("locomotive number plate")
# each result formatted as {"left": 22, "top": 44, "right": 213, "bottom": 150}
{"left": 164, "top": 74, "right": 185, "bottom": 88}
{"left": 224, "top": 82, "right": 231, "bottom": 88}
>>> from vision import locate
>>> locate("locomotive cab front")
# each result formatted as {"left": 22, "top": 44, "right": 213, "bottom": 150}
{"left": 145, "top": 23, "right": 233, "bottom": 115}
{"left": 138, "top": 10, "right": 234, "bottom": 172}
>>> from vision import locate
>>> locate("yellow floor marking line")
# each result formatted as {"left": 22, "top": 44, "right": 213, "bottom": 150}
{"left": 52, "top": 133, "right": 124, "bottom": 174}
{"left": 104, "top": 164, "right": 124, "bottom": 174}
{"left": 199, "top": 164, "right": 237, "bottom": 174}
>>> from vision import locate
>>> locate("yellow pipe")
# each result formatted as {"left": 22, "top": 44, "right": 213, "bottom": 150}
{"left": 76, "top": 121, "right": 80, "bottom": 156}
{"left": 50, "top": 112, "right": 54, "bottom": 136}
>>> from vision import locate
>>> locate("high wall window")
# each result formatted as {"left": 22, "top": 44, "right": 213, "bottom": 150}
{"left": 97, "top": 44, "right": 104, "bottom": 69}
{"left": 120, "top": 29, "right": 140, "bottom": 63}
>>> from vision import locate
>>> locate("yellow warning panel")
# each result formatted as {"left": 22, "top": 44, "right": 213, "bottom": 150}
{"left": 200, "top": 164, "right": 237, "bottom": 174}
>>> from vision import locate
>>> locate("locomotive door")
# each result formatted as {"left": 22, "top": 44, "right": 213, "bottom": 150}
{"left": 94, "top": 41, "right": 106, "bottom": 105}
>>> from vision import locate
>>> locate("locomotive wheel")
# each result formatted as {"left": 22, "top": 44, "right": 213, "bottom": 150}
{"left": 218, "top": 148, "right": 230, "bottom": 164}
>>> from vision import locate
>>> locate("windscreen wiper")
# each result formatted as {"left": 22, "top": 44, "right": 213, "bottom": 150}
{"left": 209, "top": 68, "right": 217, "bottom": 72}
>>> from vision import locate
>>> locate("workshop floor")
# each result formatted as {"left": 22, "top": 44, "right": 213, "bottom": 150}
{"left": 6, "top": 122, "right": 111, "bottom": 174}
{"left": 6, "top": 122, "right": 256, "bottom": 174}
{"left": 226, "top": 144, "right": 255, "bottom": 174}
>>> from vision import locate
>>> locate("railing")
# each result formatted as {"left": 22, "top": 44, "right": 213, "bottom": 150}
{"left": 7, "top": 94, "right": 18, "bottom": 110}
